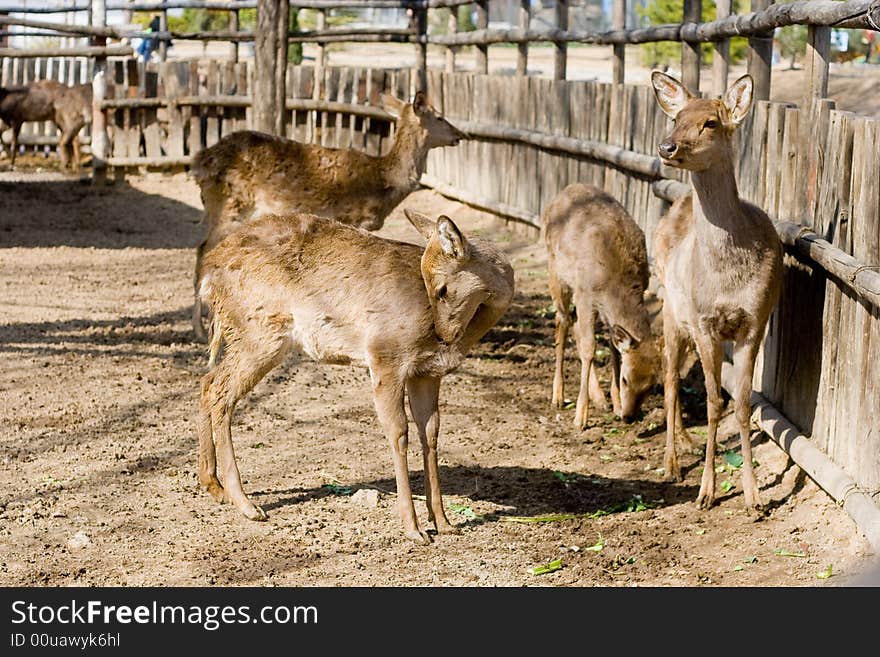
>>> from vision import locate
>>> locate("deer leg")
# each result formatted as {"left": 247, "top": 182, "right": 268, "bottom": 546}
{"left": 693, "top": 332, "right": 723, "bottom": 509}
{"left": 733, "top": 338, "right": 763, "bottom": 511}
{"left": 549, "top": 271, "right": 572, "bottom": 409}
{"left": 407, "top": 376, "right": 457, "bottom": 535}
{"left": 58, "top": 129, "right": 71, "bottom": 170}
{"left": 662, "top": 313, "right": 687, "bottom": 482}
{"left": 587, "top": 363, "right": 608, "bottom": 412}
{"left": 10, "top": 123, "right": 20, "bottom": 167}
{"left": 71, "top": 129, "right": 82, "bottom": 173}
{"left": 205, "top": 336, "right": 290, "bottom": 521}
{"left": 609, "top": 345, "right": 622, "bottom": 417}
{"left": 197, "top": 369, "right": 226, "bottom": 503}
{"left": 675, "top": 395, "right": 696, "bottom": 453}
{"left": 192, "top": 241, "right": 209, "bottom": 343}
{"left": 572, "top": 300, "right": 597, "bottom": 431}
{"left": 372, "top": 366, "right": 428, "bottom": 545}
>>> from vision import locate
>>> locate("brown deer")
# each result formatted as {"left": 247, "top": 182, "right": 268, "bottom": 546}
{"left": 188, "top": 91, "right": 466, "bottom": 342}
{"left": 542, "top": 183, "right": 660, "bottom": 429}
{"left": 650, "top": 72, "right": 783, "bottom": 511}
{"left": 0, "top": 79, "right": 91, "bottom": 172}
{"left": 197, "top": 209, "right": 514, "bottom": 544}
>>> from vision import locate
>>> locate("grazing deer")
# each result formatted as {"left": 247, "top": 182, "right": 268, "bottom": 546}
{"left": 188, "top": 91, "right": 466, "bottom": 342}
{"left": 542, "top": 183, "right": 660, "bottom": 429}
{"left": 650, "top": 72, "right": 783, "bottom": 511}
{"left": 0, "top": 79, "right": 91, "bottom": 171}
{"left": 197, "top": 209, "right": 514, "bottom": 544}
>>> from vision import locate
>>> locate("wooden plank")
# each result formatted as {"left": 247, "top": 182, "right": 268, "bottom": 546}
{"left": 763, "top": 102, "right": 788, "bottom": 218}
{"left": 205, "top": 60, "right": 220, "bottom": 147}
{"left": 187, "top": 60, "right": 201, "bottom": 156}
{"left": 803, "top": 98, "right": 834, "bottom": 228}
{"left": 778, "top": 106, "right": 799, "bottom": 223}
{"left": 162, "top": 61, "right": 185, "bottom": 159}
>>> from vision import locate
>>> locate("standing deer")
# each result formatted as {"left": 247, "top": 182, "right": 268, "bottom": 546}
{"left": 0, "top": 79, "right": 91, "bottom": 171}
{"left": 189, "top": 91, "right": 466, "bottom": 342}
{"left": 542, "top": 183, "right": 660, "bottom": 429}
{"left": 650, "top": 72, "right": 783, "bottom": 511}
{"left": 197, "top": 209, "right": 514, "bottom": 544}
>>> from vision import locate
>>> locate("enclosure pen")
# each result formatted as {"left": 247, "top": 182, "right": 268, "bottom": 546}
{"left": 0, "top": 0, "right": 878, "bottom": 563}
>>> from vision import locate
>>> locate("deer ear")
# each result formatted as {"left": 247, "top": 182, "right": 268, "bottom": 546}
{"left": 611, "top": 325, "right": 638, "bottom": 353}
{"left": 651, "top": 71, "right": 693, "bottom": 119}
{"left": 723, "top": 74, "right": 754, "bottom": 125}
{"left": 404, "top": 208, "right": 436, "bottom": 240}
{"left": 437, "top": 215, "right": 469, "bottom": 260}
{"left": 380, "top": 93, "right": 406, "bottom": 118}
{"left": 412, "top": 90, "right": 428, "bottom": 113}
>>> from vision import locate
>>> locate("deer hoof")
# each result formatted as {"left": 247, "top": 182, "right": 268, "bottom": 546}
{"left": 434, "top": 521, "right": 461, "bottom": 535}
{"left": 203, "top": 478, "right": 227, "bottom": 503}
{"left": 695, "top": 493, "right": 715, "bottom": 510}
{"left": 242, "top": 503, "right": 268, "bottom": 522}
{"left": 404, "top": 529, "right": 432, "bottom": 545}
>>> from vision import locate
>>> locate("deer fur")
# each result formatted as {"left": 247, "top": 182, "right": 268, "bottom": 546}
{"left": 0, "top": 79, "right": 91, "bottom": 172}
{"left": 188, "top": 91, "right": 466, "bottom": 342}
{"left": 651, "top": 72, "right": 783, "bottom": 511}
{"left": 197, "top": 209, "right": 514, "bottom": 544}
{"left": 542, "top": 183, "right": 660, "bottom": 429}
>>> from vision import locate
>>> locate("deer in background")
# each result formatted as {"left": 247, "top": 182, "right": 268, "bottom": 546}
{"left": 188, "top": 91, "right": 466, "bottom": 342}
{"left": 0, "top": 79, "right": 91, "bottom": 172}
{"left": 650, "top": 72, "right": 783, "bottom": 511}
{"left": 197, "top": 209, "right": 514, "bottom": 544}
{"left": 542, "top": 183, "right": 660, "bottom": 429}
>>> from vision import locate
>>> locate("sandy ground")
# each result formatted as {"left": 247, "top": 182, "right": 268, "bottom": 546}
{"left": 0, "top": 163, "right": 877, "bottom": 587}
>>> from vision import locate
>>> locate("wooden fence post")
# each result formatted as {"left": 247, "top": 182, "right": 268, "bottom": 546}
{"left": 681, "top": 0, "right": 701, "bottom": 92}
{"left": 414, "top": 2, "right": 427, "bottom": 91}
{"left": 713, "top": 0, "right": 731, "bottom": 96}
{"left": 748, "top": 0, "right": 774, "bottom": 101}
{"left": 315, "top": 9, "right": 326, "bottom": 98}
{"left": 230, "top": 9, "right": 239, "bottom": 63}
{"left": 804, "top": 25, "right": 830, "bottom": 101}
{"left": 254, "top": 0, "right": 280, "bottom": 134}
{"left": 446, "top": 6, "right": 457, "bottom": 73}
{"left": 91, "top": 0, "right": 108, "bottom": 185}
{"left": 554, "top": 0, "right": 568, "bottom": 80}
{"left": 517, "top": 0, "right": 529, "bottom": 76}
{"left": 612, "top": 0, "right": 625, "bottom": 84}
{"left": 475, "top": 0, "right": 488, "bottom": 74}
{"left": 158, "top": 10, "right": 167, "bottom": 61}
{"left": 274, "top": 0, "right": 289, "bottom": 136}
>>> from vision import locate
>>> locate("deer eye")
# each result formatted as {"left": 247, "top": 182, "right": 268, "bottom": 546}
{"left": 436, "top": 285, "right": 447, "bottom": 300}
{"left": 703, "top": 119, "right": 718, "bottom": 129}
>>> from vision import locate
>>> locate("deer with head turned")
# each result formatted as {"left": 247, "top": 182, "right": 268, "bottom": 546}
{"left": 0, "top": 79, "right": 91, "bottom": 171}
{"left": 542, "top": 183, "right": 660, "bottom": 429}
{"left": 650, "top": 72, "right": 783, "bottom": 511}
{"left": 197, "top": 209, "right": 514, "bottom": 544}
{"left": 189, "top": 91, "right": 466, "bottom": 342}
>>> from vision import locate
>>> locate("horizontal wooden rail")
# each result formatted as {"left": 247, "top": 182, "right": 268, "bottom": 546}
{"left": 421, "top": 173, "right": 541, "bottom": 229}
{"left": 429, "top": 1, "right": 878, "bottom": 47}
{"left": 0, "top": 2, "right": 89, "bottom": 12}
{"left": 0, "top": 46, "right": 133, "bottom": 58}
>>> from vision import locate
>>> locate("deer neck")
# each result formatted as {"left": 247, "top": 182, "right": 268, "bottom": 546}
{"left": 381, "top": 121, "right": 430, "bottom": 192}
{"left": 689, "top": 149, "right": 750, "bottom": 249}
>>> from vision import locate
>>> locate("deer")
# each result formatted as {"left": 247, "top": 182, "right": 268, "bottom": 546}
{"left": 197, "top": 208, "right": 515, "bottom": 544}
{"left": 542, "top": 183, "right": 661, "bottom": 429}
{"left": 0, "top": 79, "right": 91, "bottom": 172}
{"left": 650, "top": 71, "right": 783, "bottom": 511}
{"left": 188, "top": 90, "right": 466, "bottom": 343}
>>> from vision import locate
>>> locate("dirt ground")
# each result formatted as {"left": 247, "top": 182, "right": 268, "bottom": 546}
{"left": 0, "top": 161, "right": 877, "bottom": 587}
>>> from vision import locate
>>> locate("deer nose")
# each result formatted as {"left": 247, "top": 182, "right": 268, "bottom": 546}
{"left": 658, "top": 141, "right": 678, "bottom": 159}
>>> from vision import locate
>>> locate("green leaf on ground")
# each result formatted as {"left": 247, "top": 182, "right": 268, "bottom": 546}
{"left": 723, "top": 450, "right": 744, "bottom": 469}
{"left": 563, "top": 401, "right": 576, "bottom": 410}
{"left": 774, "top": 548, "right": 807, "bottom": 558}
{"left": 528, "top": 558, "right": 563, "bottom": 576}
{"left": 816, "top": 564, "right": 833, "bottom": 579}
{"left": 733, "top": 565, "right": 744, "bottom": 571}
{"left": 553, "top": 471, "right": 585, "bottom": 485}
{"left": 720, "top": 479, "right": 735, "bottom": 493}
{"left": 449, "top": 503, "right": 481, "bottom": 520}
{"left": 322, "top": 483, "right": 354, "bottom": 496}
{"left": 744, "top": 556, "right": 758, "bottom": 564}
{"left": 584, "top": 536, "right": 604, "bottom": 552}
{"left": 250, "top": 442, "right": 265, "bottom": 449}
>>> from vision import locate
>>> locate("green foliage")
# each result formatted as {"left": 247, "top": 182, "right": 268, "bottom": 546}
{"left": 636, "top": 0, "right": 749, "bottom": 70}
